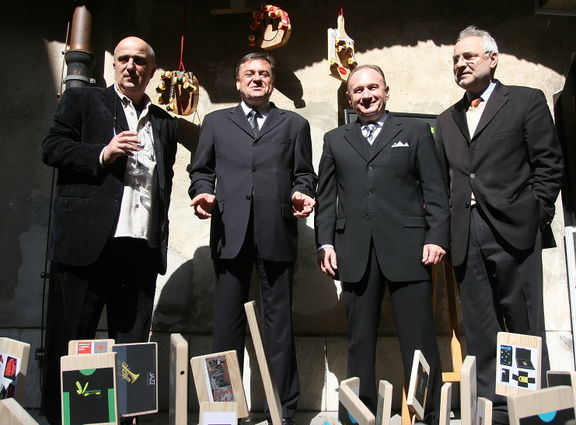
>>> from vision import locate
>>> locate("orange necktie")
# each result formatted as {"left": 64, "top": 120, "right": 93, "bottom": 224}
{"left": 470, "top": 97, "right": 483, "bottom": 108}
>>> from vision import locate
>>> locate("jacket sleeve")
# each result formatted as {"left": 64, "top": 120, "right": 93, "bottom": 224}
{"left": 41, "top": 88, "right": 107, "bottom": 176}
{"left": 314, "top": 134, "right": 337, "bottom": 247}
{"left": 188, "top": 115, "right": 217, "bottom": 198}
{"left": 291, "top": 119, "right": 317, "bottom": 199}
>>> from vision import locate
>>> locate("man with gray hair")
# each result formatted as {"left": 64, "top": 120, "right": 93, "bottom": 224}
{"left": 435, "top": 26, "right": 563, "bottom": 423}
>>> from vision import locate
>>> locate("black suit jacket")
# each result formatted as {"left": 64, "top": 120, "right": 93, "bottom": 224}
{"left": 42, "top": 85, "right": 178, "bottom": 274}
{"left": 315, "top": 114, "right": 450, "bottom": 283}
{"left": 436, "top": 82, "right": 563, "bottom": 267}
{"left": 188, "top": 103, "right": 317, "bottom": 262}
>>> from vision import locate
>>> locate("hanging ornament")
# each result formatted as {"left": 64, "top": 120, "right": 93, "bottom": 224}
{"left": 327, "top": 8, "right": 357, "bottom": 81}
{"left": 248, "top": 4, "right": 291, "bottom": 50}
{"left": 155, "top": 35, "right": 199, "bottom": 116}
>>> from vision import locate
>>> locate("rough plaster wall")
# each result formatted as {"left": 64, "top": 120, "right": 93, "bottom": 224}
{"left": 1, "top": 0, "right": 576, "bottom": 411}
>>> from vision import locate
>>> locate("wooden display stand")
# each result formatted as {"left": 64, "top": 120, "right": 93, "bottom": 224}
{"left": 495, "top": 332, "right": 542, "bottom": 396}
{"left": 476, "top": 397, "right": 493, "bottom": 425}
{"left": 0, "top": 398, "right": 39, "bottom": 425}
{"left": 438, "top": 382, "right": 452, "bottom": 425}
{"left": 339, "top": 377, "right": 376, "bottom": 425}
{"left": 60, "top": 352, "right": 118, "bottom": 425}
{"left": 191, "top": 350, "right": 248, "bottom": 418}
{"left": 0, "top": 337, "right": 30, "bottom": 403}
{"left": 199, "top": 401, "right": 238, "bottom": 425}
{"left": 244, "top": 300, "right": 283, "bottom": 425}
{"left": 507, "top": 386, "right": 576, "bottom": 425}
{"left": 169, "top": 333, "right": 188, "bottom": 425}
{"left": 376, "top": 380, "right": 393, "bottom": 425}
{"left": 406, "top": 350, "right": 430, "bottom": 421}
{"left": 460, "top": 356, "right": 478, "bottom": 425}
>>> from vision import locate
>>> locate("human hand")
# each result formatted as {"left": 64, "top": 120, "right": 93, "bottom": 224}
{"left": 190, "top": 193, "right": 216, "bottom": 219}
{"left": 422, "top": 244, "right": 446, "bottom": 265}
{"left": 291, "top": 191, "right": 316, "bottom": 218}
{"left": 102, "top": 130, "right": 141, "bottom": 165}
{"left": 318, "top": 246, "right": 338, "bottom": 277}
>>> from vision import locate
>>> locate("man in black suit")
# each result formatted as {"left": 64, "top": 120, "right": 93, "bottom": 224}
{"left": 41, "top": 36, "right": 178, "bottom": 424}
{"left": 435, "top": 26, "right": 563, "bottom": 424}
{"left": 188, "top": 52, "right": 316, "bottom": 424}
{"left": 315, "top": 64, "right": 449, "bottom": 422}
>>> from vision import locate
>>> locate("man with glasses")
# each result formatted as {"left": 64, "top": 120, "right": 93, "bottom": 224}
{"left": 435, "top": 26, "right": 563, "bottom": 424}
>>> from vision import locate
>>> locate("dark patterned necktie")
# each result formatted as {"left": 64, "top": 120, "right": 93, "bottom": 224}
{"left": 247, "top": 109, "right": 259, "bottom": 136}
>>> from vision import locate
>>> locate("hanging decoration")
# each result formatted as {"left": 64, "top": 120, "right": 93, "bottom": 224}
{"left": 248, "top": 4, "right": 291, "bottom": 50}
{"left": 327, "top": 8, "right": 357, "bottom": 81}
{"left": 156, "top": 35, "right": 199, "bottom": 116}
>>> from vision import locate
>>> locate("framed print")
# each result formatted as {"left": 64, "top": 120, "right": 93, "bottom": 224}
{"left": 406, "top": 350, "right": 430, "bottom": 421}
{"left": 338, "top": 377, "right": 376, "bottom": 425}
{"left": 508, "top": 386, "right": 575, "bottom": 425}
{"left": 0, "top": 337, "right": 30, "bottom": 403}
{"left": 496, "top": 332, "right": 541, "bottom": 396}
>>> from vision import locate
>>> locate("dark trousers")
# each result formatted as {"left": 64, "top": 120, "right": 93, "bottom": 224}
{"left": 343, "top": 245, "right": 441, "bottom": 424}
{"left": 41, "top": 238, "right": 158, "bottom": 425}
{"left": 455, "top": 207, "right": 549, "bottom": 425}
{"left": 212, "top": 229, "right": 300, "bottom": 419}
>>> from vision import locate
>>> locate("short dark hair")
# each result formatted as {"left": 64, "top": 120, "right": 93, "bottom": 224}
{"left": 346, "top": 65, "right": 387, "bottom": 91}
{"left": 235, "top": 52, "right": 276, "bottom": 79}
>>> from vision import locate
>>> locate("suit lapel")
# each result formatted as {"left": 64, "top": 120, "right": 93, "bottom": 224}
{"left": 472, "top": 83, "right": 509, "bottom": 139}
{"left": 102, "top": 86, "right": 127, "bottom": 174}
{"left": 369, "top": 114, "right": 402, "bottom": 160}
{"left": 450, "top": 95, "right": 471, "bottom": 142}
{"left": 149, "top": 108, "right": 166, "bottom": 192}
{"left": 229, "top": 104, "right": 255, "bottom": 138}
{"left": 257, "top": 104, "right": 286, "bottom": 139}
{"left": 343, "top": 122, "right": 370, "bottom": 162}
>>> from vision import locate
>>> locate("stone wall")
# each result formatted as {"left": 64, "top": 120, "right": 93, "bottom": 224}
{"left": 1, "top": 0, "right": 576, "bottom": 412}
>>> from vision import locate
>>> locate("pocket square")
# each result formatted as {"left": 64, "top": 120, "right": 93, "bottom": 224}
{"left": 391, "top": 141, "right": 409, "bottom": 148}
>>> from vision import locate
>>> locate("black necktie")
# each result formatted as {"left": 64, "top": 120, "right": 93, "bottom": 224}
{"left": 247, "top": 109, "right": 259, "bottom": 136}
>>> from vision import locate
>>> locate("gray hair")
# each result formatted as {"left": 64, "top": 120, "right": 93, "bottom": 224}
{"left": 457, "top": 25, "right": 499, "bottom": 54}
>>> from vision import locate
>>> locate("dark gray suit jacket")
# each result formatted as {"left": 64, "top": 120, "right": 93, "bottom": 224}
{"left": 188, "top": 103, "right": 317, "bottom": 262}
{"left": 42, "top": 85, "right": 178, "bottom": 274}
{"left": 436, "top": 82, "right": 563, "bottom": 267}
{"left": 315, "top": 113, "right": 450, "bottom": 283}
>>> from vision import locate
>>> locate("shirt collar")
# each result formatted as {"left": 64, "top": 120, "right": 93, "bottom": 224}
{"left": 359, "top": 111, "right": 388, "bottom": 128}
{"left": 114, "top": 85, "right": 151, "bottom": 108}
{"left": 467, "top": 80, "right": 498, "bottom": 104}
{"left": 240, "top": 101, "right": 271, "bottom": 117}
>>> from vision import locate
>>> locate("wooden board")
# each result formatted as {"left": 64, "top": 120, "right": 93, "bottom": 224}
{"left": 496, "top": 332, "right": 541, "bottom": 396}
{"left": 199, "top": 401, "right": 238, "bottom": 425}
{"left": 406, "top": 350, "right": 430, "bottom": 421}
{"left": 476, "top": 397, "right": 493, "bottom": 425}
{"left": 191, "top": 350, "right": 248, "bottom": 418}
{"left": 339, "top": 377, "right": 376, "bottom": 425}
{"left": 0, "top": 337, "right": 30, "bottom": 403}
{"left": 461, "top": 355, "right": 478, "bottom": 425}
{"left": 68, "top": 339, "right": 114, "bottom": 355}
{"left": 244, "top": 300, "right": 283, "bottom": 425}
{"left": 169, "top": 333, "right": 188, "bottom": 425}
{"left": 0, "top": 398, "right": 39, "bottom": 424}
{"left": 376, "top": 380, "right": 393, "bottom": 425}
{"left": 439, "top": 382, "right": 452, "bottom": 425}
{"left": 507, "top": 385, "right": 576, "bottom": 425}
{"left": 113, "top": 342, "right": 158, "bottom": 417}
{"left": 60, "top": 352, "right": 118, "bottom": 425}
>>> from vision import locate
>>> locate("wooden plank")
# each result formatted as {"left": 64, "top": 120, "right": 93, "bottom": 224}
{"left": 60, "top": 352, "right": 118, "bottom": 425}
{"left": 191, "top": 350, "right": 248, "bottom": 418}
{"left": 169, "top": 333, "right": 188, "bottom": 425}
{"left": 0, "top": 398, "right": 39, "bottom": 425}
{"left": 199, "top": 401, "right": 238, "bottom": 425}
{"left": 68, "top": 339, "right": 114, "bottom": 355}
{"left": 376, "top": 380, "right": 393, "bottom": 425}
{"left": 461, "top": 355, "right": 478, "bottom": 425}
{"left": 508, "top": 386, "right": 576, "bottom": 425}
{"left": 406, "top": 350, "right": 430, "bottom": 421}
{"left": 339, "top": 377, "right": 376, "bottom": 425}
{"left": 0, "top": 337, "right": 30, "bottom": 404}
{"left": 112, "top": 342, "right": 158, "bottom": 417}
{"left": 495, "top": 332, "right": 542, "bottom": 396}
{"left": 476, "top": 397, "right": 492, "bottom": 425}
{"left": 438, "top": 382, "right": 452, "bottom": 425}
{"left": 244, "top": 300, "right": 283, "bottom": 425}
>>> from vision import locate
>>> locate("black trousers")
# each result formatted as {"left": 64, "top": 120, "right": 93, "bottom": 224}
{"left": 212, "top": 221, "right": 300, "bottom": 419}
{"left": 343, "top": 244, "right": 441, "bottom": 424}
{"left": 42, "top": 238, "right": 158, "bottom": 425}
{"left": 455, "top": 207, "right": 549, "bottom": 425}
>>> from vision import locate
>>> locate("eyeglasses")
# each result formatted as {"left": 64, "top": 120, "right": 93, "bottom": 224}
{"left": 453, "top": 52, "right": 490, "bottom": 66}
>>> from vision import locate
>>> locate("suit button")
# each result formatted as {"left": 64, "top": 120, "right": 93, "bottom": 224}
{"left": 367, "top": 190, "right": 373, "bottom": 196}
{"left": 470, "top": 173, "right": 476, "bottom": 179}
{"left": 365, "top": 215, "right": 371, "bottom": 220}
{"left": 465, "top": 201, "right": 470, "bottom": 208}
{"left": 368, "top": 165, "right": 374, "bottom": 172}
{"left": 245, "top": 195, "right": 252, "bottom": 200}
